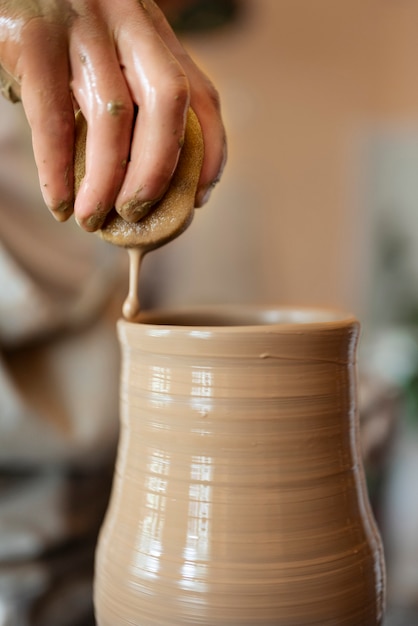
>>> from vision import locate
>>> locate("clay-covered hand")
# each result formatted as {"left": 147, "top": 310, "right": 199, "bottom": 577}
{"left": 0, "top": 0, "right": 226, "bottom": 231}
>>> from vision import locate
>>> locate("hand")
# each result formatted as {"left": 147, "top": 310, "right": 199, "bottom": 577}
{"left": 0, "top": 0, "right": 226, "bottom": 231}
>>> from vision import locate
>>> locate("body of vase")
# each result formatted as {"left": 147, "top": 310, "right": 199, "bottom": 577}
{"left": 94, "top": 307, "right": 385, "bottom": 626}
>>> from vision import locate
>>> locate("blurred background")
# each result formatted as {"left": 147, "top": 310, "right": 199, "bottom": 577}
{"left": 1, "top": 0, "right": 418, "bottom": 624}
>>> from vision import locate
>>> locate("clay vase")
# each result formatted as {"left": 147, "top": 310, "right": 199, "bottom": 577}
{"left": 94, "top": 306, "right": 385, "bottom": 626}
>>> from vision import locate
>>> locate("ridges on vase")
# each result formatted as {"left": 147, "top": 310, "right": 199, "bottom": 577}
{"left": 94, "top": 306, "right": 385, "bottom": 626}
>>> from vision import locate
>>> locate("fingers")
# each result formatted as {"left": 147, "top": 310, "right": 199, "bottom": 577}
{"left": 69, "top": 10, "right": 134, "bottom": 231}
{"left": 113, "top": 2, "right": 190, "bottom": 222}
{"left": 17, "top": 18, "right": 75, "bottom": 221}
{"left": 144, "top": 0, "right": 227, "bottom": 207}
{"left": 0, "top": 0, "right": 226, "bottom": 234}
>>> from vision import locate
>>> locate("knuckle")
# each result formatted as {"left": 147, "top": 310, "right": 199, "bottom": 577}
{"left": 104, "top": 98, "right": 133, "bottom": 119}
{"left": 158, "top": 70, "right": 189, "bottom": 107}
{"left": 47, "top": 108, "right": 74, "bottom": 137}
{"left": 21, "top": 14, "right": 59, "bottom": 46}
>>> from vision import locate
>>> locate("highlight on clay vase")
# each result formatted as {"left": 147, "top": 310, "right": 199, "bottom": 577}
{"left": 94, "top": 306, "right": 385, "bottom": 626}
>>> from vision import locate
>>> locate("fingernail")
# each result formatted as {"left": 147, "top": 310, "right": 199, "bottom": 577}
{"left": 85, "top": 213, "right": 106, "bottom": 231}
{"left": 75, "top": 212, "right": 106, "bottom": 232}
{"left": 50, "top": 200, "right": 73, "bottom": 222}
{"left": 119, "top": 199, "right": 154, "bottom": 223}
{"left": 54, "top": 199, "right": 72, "bottom": 212}
{"left": 196, "top": 184, "right": 215, "bottom": 208}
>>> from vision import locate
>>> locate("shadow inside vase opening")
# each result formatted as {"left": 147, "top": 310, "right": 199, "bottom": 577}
{"left": 136, "top": 305, "right": 357, "bottom": 327}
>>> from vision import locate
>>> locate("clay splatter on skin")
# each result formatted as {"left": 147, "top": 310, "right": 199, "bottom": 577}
{"left": 64, "top": 164, "right": 70, "bottom": 190}
{"left": 0, "top": 66, "right": 20, "bottom": 101}
{"left": 137, "top": 0, "right": 148, "bottom": 12}
{"left": 106, "top": 100, "right": 126, "bottom": 116}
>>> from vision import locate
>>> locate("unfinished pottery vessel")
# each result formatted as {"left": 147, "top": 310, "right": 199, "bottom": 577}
{"left": 94, "top": 306, "right": 385, "bottom": 626}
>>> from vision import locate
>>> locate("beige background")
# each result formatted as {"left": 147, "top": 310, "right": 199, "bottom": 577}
{"left": 147, "top": 0, "right": 418, "bottom": 318}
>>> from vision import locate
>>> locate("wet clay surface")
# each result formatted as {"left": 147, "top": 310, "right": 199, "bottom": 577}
{"left": 94, "top": 307, "right": 385, "bottom": 626}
